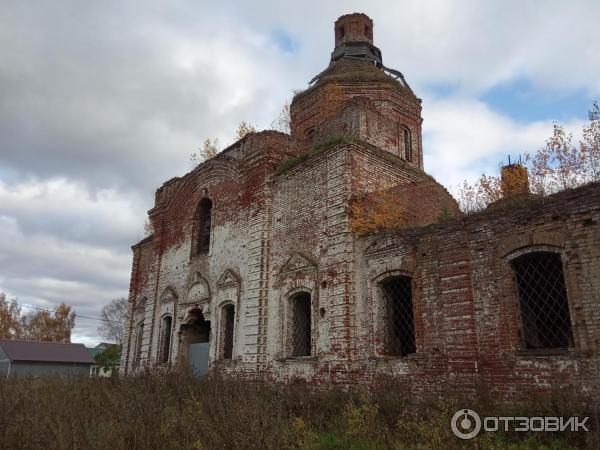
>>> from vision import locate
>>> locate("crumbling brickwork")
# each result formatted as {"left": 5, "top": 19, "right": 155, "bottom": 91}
{"left": 121, "top": 13, "right": 600, "bottom": 401}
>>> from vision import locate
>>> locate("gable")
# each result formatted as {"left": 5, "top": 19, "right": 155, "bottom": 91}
{"left": 364, "top": 234, "right": 406, "bottom": 256}
{"left": 216, "top": 269, "right": 240, "bottom": 288}
{"left": 278, "top": 253, "right": 317, "bottom": 275}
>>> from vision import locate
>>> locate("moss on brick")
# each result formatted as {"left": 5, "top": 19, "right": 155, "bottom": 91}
{"left": 276, "top": 134, "right": 354, "bottom": 174}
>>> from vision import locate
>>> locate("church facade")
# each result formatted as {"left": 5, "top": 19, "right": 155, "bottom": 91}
{"left": 121, "top": 14, "right": 600, "bottom": 400}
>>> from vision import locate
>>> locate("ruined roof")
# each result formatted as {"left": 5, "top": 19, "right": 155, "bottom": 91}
{"left": 295, "top": 59, "right": 416, "bottom": 103}
{"left": 0, "top": 340, "right": 95, "bottom": 364}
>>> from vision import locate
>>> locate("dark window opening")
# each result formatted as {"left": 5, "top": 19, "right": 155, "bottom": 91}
{"left": 291, "top": 292, "right": 311, "bottom": 357}
{"left": 197, "top": 198, "right": 212, "bottom": 255}
{"left": 339, "top": 26, "right": 345, "bottom": 38}
{"left": 403, "top": 127, "right": 412, "bottom": 161}
{"left": 365, "top": 25, "right": 370, "bottom": 37}
{"left": 159, "top": 315, "right": 172, "bottom": 363}
{"left": 134, "top": 322, "right": 144, "bottom": 366}
{"left": 381, "top": 276, "right": 416, "bottom": 356}
{"left": 512, "top": 252, "right": 573, "bottom": 349}
{"left": 222, "top": 304, "right": 235, "bottom": 359}
{"left": 181, "top": 309, "right": 211, "bottom": 344}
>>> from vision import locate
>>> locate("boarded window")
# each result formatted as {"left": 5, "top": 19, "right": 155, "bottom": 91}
{"left": 197, "top": 198, "right": 212, "bottom": 255}
{"left": 222, "top": 304, "right": 235, "bottom": 359}
{"left": 512, "top": 252, "right": 573, "bottom": 349}
{"left": 403, "top": 127, "right": 412, "bottom": 161}
{"left": 159, "top": 316, "right": 172, "bottom": 364}
{"left": 291, "top": 292, "right": 311, "bottom": 357}
{"left": 381, "top": 276, "right": 416, "bottom": 356}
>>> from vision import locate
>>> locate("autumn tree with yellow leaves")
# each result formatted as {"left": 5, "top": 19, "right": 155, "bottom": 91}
{"left": 235, "top": 121, "right": 257, "bottom": 140}
{"left": 0, "top": 293, "right": 21, "bottom": 339}
{"left": 350, "top": 189, "right": 405, "bottom": 235}
{"left": 0, "top": 292, "right": 76, "bottom": 342}
{"left": 458, "top": 102, "right": 600, "bottom": 212}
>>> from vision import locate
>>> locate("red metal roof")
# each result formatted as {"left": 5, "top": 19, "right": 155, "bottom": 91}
{"left": 0, "top": 340, "right": 95, "bottom": 364}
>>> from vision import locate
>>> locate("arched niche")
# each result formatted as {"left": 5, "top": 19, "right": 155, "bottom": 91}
{"left": 183, "top": 274, "right": 210, "bottom": 306}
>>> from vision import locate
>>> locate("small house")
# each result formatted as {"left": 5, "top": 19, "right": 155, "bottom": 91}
{"left": 0, "top": 340, "right": 94, "bottom": 378}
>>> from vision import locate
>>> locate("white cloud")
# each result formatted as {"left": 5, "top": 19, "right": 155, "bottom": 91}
{"left": 0, "top": 0, "right": 597, "bottom": 345}
{"left": 0, "top": 180, "right": 138, "bottom": 344}
{"left": 423, "top": 97, "right": 587, "bottom": 192}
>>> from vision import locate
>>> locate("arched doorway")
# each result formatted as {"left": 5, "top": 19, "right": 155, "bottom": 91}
{"left": 179, "top": 308, "right": 211, "bottom": 376}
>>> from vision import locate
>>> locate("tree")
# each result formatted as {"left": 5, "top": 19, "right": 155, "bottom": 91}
{"left": 350, "top": 188, "right": 405, "bottom": 235}
{"left": 0, "top": 293, "right": 22, "bottom": 339}
{"left": 20, "top": 303, "right": 75, "bottom": 342}
{"left": 457, "top": 102, "right": 599, "bottom": 212}
{"left": 189, "top": 138, "right": 220, "bottom": 168}
{"left": 236, "top": 121, "right": 257, "bottom": 140}
{"left": 271, "top": 102, "right": 291, "bottom": 134}
{"left": 97, "top": 297, "right": 127, "bottom": 344}
{"left": 94, "top": 344, "right": 122, "bottom": 375}
{"left": 582, "top": 101, "right": 600, "bottom": 182}
{"left": 532, "top": 123, "right": 584, "bottom": 193}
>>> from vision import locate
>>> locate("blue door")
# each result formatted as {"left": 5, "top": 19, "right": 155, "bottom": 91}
{"left": 188, "top": 342, "right": 209, "bottom": 377}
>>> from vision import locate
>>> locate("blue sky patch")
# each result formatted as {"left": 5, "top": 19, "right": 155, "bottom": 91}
{"left": 270, "top": 29, "right": 298, "bottom": 54}
{"left": 481, "top": 79, "right": 593, "bottom": 123}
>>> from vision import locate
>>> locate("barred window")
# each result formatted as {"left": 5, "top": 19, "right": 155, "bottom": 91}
{"left": 159, "top": 315, "right": 172, "bottom": 363}
{"left": 512, "top": 251, "right": 573, "bottom": 349}
{"left": 290, "top": 292, "right": 311, "bottom": 357}
{"left": 197, "top": 198, "right": 212, "bottom": 255}
{"left": 381, "top": 276, "right": 416, "bottom": 356}
{"left": 221, "top": 304, "right": 235, "bottom": 359}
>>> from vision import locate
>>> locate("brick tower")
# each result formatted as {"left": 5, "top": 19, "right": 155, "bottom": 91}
{"left": 290, "top": 13, "right": 424, "bottom": 168}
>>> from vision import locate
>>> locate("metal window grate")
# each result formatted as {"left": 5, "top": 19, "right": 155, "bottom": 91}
{"left": 512, "top": 252, "right": 573, "bottom": 349}
{"left": 291, "top": 293, "right": 311, "bottom": 357}
{"left": 222, "top": 305, "right": 235, "bottom": 359}
{"left": 382, "top": 277, "right": 416, "bottom": 356}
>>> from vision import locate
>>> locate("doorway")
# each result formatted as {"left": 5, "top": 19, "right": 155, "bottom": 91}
{"left": 179, "top": 308, "right": 211, "bottom": 377}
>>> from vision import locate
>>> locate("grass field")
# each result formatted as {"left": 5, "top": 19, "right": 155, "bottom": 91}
{"left": 0, "top": 370, "right": 597, "bottom": 450}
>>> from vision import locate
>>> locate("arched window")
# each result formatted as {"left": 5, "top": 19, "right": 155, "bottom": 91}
{"left": 197, "top": 198, "right": 212, "bottom": 255}
{"left": 305, "top": 127, "right": 317, "bottom": 141}
{"left": 511, "top": 251, "right": 573, "bottom": 349}
{"left": 402, "top": 126, "right": 412, "bottom": 162}
{"left": 134, "top": 321, "right": 144, "bottom": 366}
{"left": 381, "top": 276, "right": 415, "bottom": 356}
{"left": 159, "top": 315, "right": 172, "bottom": 363}
{"left": 221, "top": 304, "right": 235, "bottom": 359}
{"left": 290, "top": 292, "right": 311, "bottom": 357}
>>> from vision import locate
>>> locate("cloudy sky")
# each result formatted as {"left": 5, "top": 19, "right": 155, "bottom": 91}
{"left": 1, "top": 0, "right": 598, "bottom": 345}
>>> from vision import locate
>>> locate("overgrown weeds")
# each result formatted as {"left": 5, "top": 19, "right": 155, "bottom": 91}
{"left": 0, "top": 370, "right": 597, "bottom": 449}
{"left": 276, "top": 134, "right": 353, "bottom": 174}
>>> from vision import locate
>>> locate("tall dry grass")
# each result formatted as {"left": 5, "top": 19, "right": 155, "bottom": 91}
{"left": 0, "top": 370, "right": 597, "bottom": 450}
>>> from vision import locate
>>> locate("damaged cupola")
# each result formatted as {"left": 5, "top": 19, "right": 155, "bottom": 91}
{"left": 290, "top": 13, "right": 423, "bottom": 168}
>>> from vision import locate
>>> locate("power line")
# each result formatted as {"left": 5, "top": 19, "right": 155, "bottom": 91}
{"left": 1, "top": 299, "right": 124, "bottom": 324}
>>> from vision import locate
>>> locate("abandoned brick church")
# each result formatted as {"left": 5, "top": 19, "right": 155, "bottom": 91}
{"left": 121, "top": 13, "right": 600, "bottom": 399}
